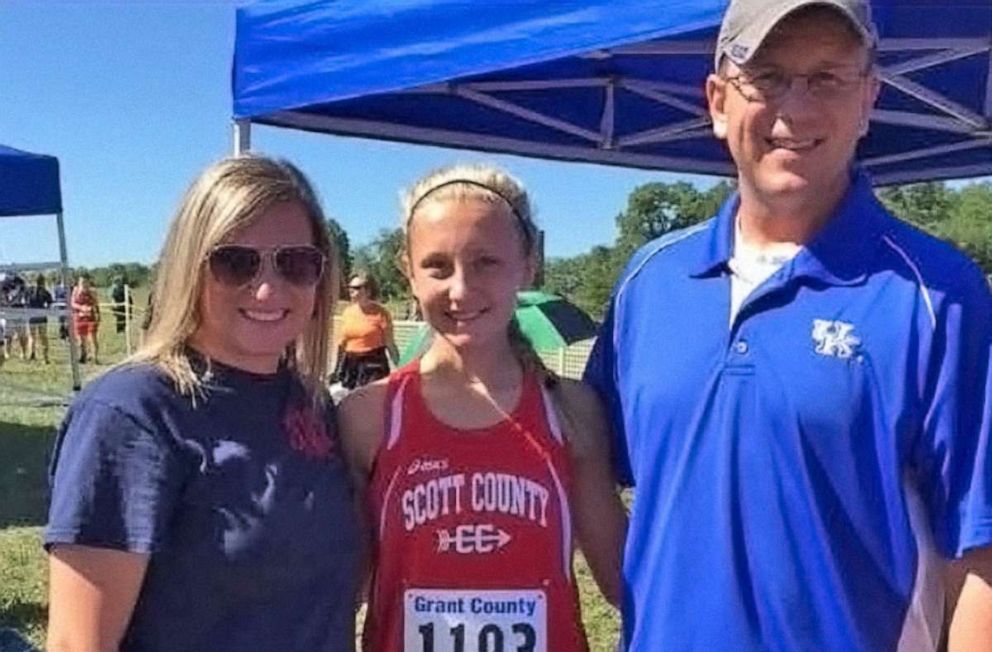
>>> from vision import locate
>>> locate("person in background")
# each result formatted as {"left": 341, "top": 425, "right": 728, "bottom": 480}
{"left": 70, "top": 273, "right": 100, "bottom": 364}
{"left": 584, "top": 1, "right": 992, "bottom": 650}
{"left": 339, "top": 164, "right": 625, "bottom": 651}
{"left": 26, "top": 273, "right": 53, "bottom": 364}
{"left": 45, "top": 155, "right": 361, "bottom": 652}
{"left": 0, "top": 273, "right": 9, "bottom": 366}
{"left": 110, "top": 275, "right": 133, "bottom": 335}
{"left": 333, "top": 272, "right": 398, "bottom": 389}
{"left": 52, "top": 276, "right": 69, "bottom": 341}
{"left": 3, "top": 274, "right": 30, "bottom": 361}
{"left": 404, "top": 296, "right": 423, "bottom": 321}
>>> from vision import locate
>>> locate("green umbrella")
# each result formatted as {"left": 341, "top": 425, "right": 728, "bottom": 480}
{"left": 399, "top": 290, "right": 598, "bottom": 364}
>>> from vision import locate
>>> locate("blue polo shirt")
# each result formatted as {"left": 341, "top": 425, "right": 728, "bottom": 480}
{"left": 585, "top": 171, "right": 992, "bottom": 652}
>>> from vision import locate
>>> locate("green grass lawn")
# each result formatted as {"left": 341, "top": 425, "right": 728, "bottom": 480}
{"left": 0, "top": 305, "right": 620, "bottom": 649}
{"left": 0, "top": 310, "right": 137, "bottom": 648}
{"left": 0, "top": 527, "right": 46, "bottom": 646}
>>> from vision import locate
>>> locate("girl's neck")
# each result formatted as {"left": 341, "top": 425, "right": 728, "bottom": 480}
{"left": 420, "top": 337, "right": 521, "bottom": 389}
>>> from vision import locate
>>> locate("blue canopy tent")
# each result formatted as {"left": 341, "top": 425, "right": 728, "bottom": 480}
{"left": 0, "top": 144, "right": 80, "bottom": 391}
{"left": 232, "top": 0, "right": 992, "bottom": 185}
{"left": 0, "top": 145, "right": 62, "bottom": 218}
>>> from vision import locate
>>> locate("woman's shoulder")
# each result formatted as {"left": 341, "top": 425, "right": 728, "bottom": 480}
{"left": 57, "top": 363, "right": 189, "bottom": 463}
{"left": 81, "top": 362, "right": 169, "bottom": 393}
{"left": 72, "top": 363, "right": 178, "bottom": 417}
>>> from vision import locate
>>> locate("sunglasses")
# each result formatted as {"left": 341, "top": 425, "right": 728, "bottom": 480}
{"left": 207, "top": 244, "right": 326, "bottom": 288}
{"left": 348, "top": 284, "right": 366, "bottom": 291}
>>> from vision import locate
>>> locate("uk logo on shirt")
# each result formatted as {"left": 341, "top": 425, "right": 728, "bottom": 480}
{"left": 811, "top": 319, "right": 861, "bottom": 359}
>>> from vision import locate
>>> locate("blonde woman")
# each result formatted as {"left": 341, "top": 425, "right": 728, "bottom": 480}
{"left": 45, "top": 156, "right": 361, "bottom": 652}
{"left": 339, "top": 164, "right": 625, "bottom": 651}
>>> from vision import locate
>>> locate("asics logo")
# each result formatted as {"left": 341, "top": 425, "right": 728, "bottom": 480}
{"left": 407, "top": 458, "right": 449, "bottom": 476}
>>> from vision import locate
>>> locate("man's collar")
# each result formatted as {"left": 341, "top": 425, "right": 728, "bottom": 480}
{"left": 798, "top": 170, "right": 885, "bottom": 285}
{"left": 689, "top": 191, "right": 737, "bottom": 277}
{"left": 690, "top": 169, "right": 885, "bottom": 285}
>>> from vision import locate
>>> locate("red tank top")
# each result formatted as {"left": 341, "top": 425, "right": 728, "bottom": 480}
{"left": 365, "top": 364, "right": 589, "bottom": 652}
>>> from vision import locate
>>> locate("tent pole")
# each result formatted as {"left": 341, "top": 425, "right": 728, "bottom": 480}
{"left": 234, "top": 119, "right": 252, "bottom": 155}
{"left": 56, "top": 211, "right": 81, "bottom": 391}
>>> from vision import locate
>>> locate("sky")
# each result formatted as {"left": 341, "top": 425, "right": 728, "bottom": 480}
{"left": 0, "top": 1, "right": 722, "bottom": 269}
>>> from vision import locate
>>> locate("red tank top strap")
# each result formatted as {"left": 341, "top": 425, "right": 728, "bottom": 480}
{"left": 377, "top": 363, "right": 569, "bottom": 479}
{"left": 400, "top": 365, "right": 563, "bottom": 446}
{"left": 380, "top": 362, "right": 420, "bottom": 453}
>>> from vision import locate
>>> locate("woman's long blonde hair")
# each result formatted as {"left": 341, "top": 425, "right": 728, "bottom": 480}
{"left": 128, "top": 155, "right": 338, "bottom": 403}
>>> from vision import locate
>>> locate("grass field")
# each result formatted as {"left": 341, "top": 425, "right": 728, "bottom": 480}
{"left": 0, "top": 295, "right": 620, "bottom": 649}
{"left": 0, "top": 301, "right": 134, "bottom": 647}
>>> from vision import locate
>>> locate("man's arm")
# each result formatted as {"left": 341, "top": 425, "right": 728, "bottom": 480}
{"left": 582, "top": 300, "right": 633, "bottom": 487}
{"left": 948, "top": 546, "right": 992, "bottom": 652}
{"left": 930, "top": 259, "right": 992, "bottom": 652}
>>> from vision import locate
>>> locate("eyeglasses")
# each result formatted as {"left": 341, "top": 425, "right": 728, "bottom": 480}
{"left": 207, "top": 244, "right": 326, "bottom": 288}
{"left": 347, "top": 284, "right": 366, "bottom": 291}
{"left": 725, "top": 65, "right": 870, "bottom": 103}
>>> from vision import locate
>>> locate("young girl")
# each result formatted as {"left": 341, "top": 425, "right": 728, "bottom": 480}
{"left": 339, "top": 164, "right": 626, "bottom": 652}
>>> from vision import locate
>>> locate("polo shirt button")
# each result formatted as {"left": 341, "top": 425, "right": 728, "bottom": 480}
{"left": 734, "top": 340, "right": 749, "bottom": 354}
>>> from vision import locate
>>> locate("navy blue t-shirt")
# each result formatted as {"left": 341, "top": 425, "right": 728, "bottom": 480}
{"left": 46, "top": 359, "right": 361, "bottom": 652}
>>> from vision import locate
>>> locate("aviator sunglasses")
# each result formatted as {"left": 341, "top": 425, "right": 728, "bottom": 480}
{"left": 207, "top": 244, "right": 326, "bottom": 288}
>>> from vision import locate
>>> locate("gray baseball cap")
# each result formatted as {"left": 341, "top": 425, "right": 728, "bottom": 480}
{"left": 715, "top": 0, "right": 879, "bottom": 69}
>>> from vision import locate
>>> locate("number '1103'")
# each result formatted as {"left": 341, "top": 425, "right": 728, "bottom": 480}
{"left": 416, "top": 622, "right": 537, "bottom": 652}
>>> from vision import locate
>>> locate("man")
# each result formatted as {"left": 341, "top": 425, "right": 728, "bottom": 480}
{"left": 25, "top": 273, "right": 53, "bottom": 363}
{"left": 584, "top": 1, "right": 992, "bottom": 650}
{"left": 109, "top": 275, "right": 132, "bottom": 334}
{"left": 52, "top": 277, "right": 68, "bottom": 341}
{"left": 0, "top": 273, "right": 8, "bottom": 366}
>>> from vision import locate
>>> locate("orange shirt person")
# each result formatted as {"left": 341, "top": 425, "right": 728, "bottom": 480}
{"left": 334, "top": 273, "right": 398, "bottom": 389}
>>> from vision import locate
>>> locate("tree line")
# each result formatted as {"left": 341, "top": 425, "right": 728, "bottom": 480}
{"left": 70, "top": 179, "right": 992, "bottom": 313}
{"left": 55, "top": 262, "right": 155, "bottom": 288}
{"left": 325, "top": 182, "right": 736, "bottom": 316}
{"left": 545, "top": 179, "right": 992, "bottom": 318}
{"left": 331, "top": 179, "right": 992, "bottom": 320}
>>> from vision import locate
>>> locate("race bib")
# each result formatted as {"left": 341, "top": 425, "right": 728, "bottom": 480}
{"left": 404, "top": 588, "right": 547, "bottom": 652}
